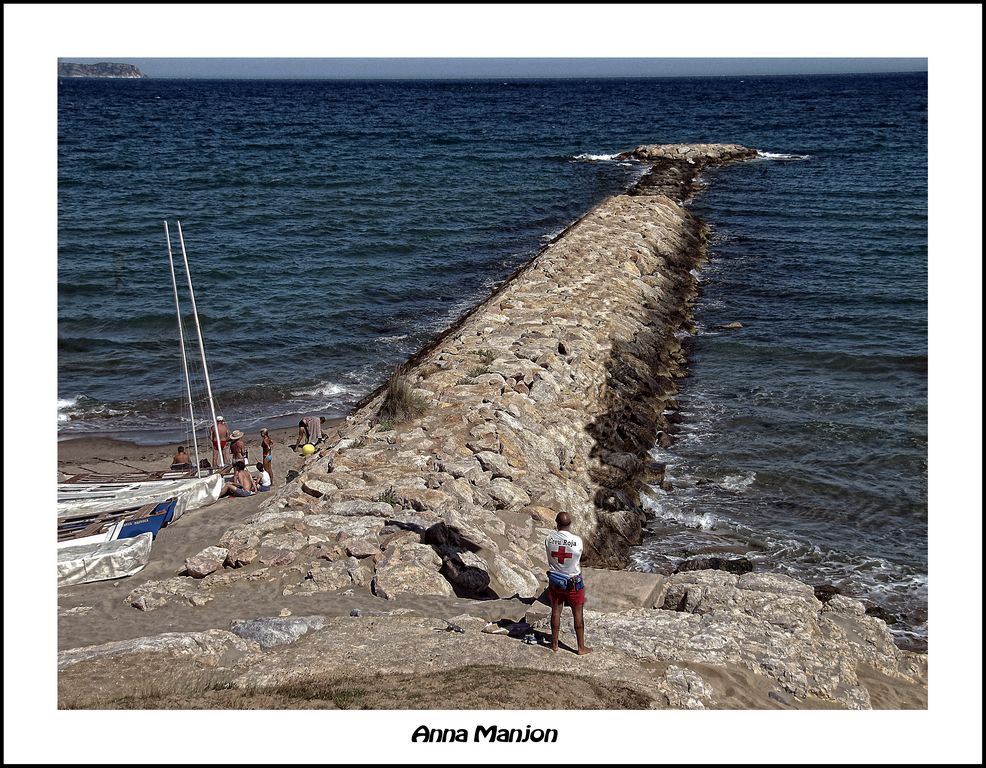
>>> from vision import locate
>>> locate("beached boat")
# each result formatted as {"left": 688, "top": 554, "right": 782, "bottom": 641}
{"left": 57, "top": 498, "right": 178, "bottom": 548}
{"left": 56, "top": 516, "right": 126, "bottom": 550}
{"left": 57, "top": 473, "right": 225, "bottom": 521}
{"left": 117, "top": 499, "right": 176, "bottom": 537}
{"left": 57, "top": 532, "right": 154, "bottom": 586}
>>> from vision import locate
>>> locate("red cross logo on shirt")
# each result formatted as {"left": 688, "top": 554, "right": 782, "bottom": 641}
{"left": 552, "top": 545, "right": 574, "bottom": 564}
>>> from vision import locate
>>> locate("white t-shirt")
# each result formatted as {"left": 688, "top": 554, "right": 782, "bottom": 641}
{"left": 545, "top": 530, "right": 584, "bottom": 577}
{"left": 257, "top": 469, "right": 271, "bottom": 488}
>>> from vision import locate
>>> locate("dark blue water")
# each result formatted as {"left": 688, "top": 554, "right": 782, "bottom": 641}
{"left": 58, "top": 74, "right": 927, "bottom": 646}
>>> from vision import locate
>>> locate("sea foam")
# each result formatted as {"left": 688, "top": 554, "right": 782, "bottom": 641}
{"left": 756, "top": 150, "right": 812, "bottom": 160}
{"left": 572, "top": 153, "right": 620, "bottom": 161}
{"left": 292, "top": 381, "right": 351, "bottom": 398}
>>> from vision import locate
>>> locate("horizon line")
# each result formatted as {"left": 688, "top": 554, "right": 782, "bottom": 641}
{"left": 60, "top": 70, "right": 929, "bottom": 82}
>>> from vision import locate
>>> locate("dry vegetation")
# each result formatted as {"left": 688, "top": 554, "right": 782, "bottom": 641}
{"left": 376, "top": 367, "right": 429, "bottom": 427}
{"left": 58, "top": 654, "right": 652, "bottom": 710}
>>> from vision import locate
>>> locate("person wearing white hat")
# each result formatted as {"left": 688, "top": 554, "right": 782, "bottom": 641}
{"left": 209, "top": 415, "right": 230, "bottom": 467}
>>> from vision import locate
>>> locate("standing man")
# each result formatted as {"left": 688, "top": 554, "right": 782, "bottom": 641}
{"left": 209, "top": 415, "right": 230, "bottom": 468}
{"left": 544, "top": 512, "right": 592, "bottom": 655}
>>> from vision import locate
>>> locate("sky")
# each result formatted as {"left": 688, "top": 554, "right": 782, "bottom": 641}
{"left": 60, "top": 56, "right": 927, "bottom": 79}
{"left": 4, "top": 2, "right": 984, "bottom": 766}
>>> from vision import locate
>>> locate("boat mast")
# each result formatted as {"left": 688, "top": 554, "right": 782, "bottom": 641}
{"left": 176, "top": 220, "right": 225, "bottom": 468}
{"left": 164, "top": 222, "right": 202, "bottom": 475}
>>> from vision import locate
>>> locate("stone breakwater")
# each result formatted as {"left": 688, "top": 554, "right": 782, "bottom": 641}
{"left": 131, "top": 143, "right": 760, "bottom": 608}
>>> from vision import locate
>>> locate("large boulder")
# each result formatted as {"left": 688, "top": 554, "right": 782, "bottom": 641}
{"left": 372, "top": 544, "right": 453, "bottom": 600}
{"left": 185, "top": 546, "right": 229, "bottom": 579}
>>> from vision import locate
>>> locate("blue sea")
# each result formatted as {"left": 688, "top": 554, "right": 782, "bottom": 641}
{"left": 57, "top": 73, "right": 928, "bottom": 648}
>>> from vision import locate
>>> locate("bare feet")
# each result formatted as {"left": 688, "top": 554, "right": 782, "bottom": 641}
{"left": 550, "top": 644, "right": 559, "bottom": 652}
{"left": 577, "top": 647, "right": 593, "bottom": 655}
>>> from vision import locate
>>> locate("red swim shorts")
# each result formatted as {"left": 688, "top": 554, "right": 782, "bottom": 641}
{"left": 213, "top": 439, "right": 227, "bottom": 450}
{"left": 548, "top": 584, "right": 586, "bottom": 608}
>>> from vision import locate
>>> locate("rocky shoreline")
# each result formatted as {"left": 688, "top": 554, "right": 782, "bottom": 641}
{"left": 57, "top": 143, "right": 928, "bottom": 709}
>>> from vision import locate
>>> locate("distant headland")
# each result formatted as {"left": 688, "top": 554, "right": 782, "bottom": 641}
{"left": 58, "top": 62, "right": 146, "bottom": 79}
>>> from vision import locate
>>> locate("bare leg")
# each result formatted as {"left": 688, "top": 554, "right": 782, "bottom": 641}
{"left": 264, "top": 458, "right": 273, "bottom": 483}
{"left": 572, "top": 603, "right": 592, "bottom": 655}
{"left": 550, "top": 600, "right": 562, "bottom": 652}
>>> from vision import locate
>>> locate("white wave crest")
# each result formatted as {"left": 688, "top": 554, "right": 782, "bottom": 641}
{"left": 539, "top": 227, "right": 567, "bottom": 243}
{"left": 292, "top": 381, "right": 351, "bottom": 398}
{"left": 718, "top": 472, "right": 757, "bottom": 492}
{"left": 756, "top": 150, "right": 812, "bottom": 160}
{"left": 58, "top": 396, "right": 85, "bottom": 422}
{"left": 641, "top": 493, "right": 718, "bottom": 530}
{"left": 572, "top": 153, "right": 619, "bottom": 161}
{"left": 375, "top": 334, "right": 408, "bottom": 344}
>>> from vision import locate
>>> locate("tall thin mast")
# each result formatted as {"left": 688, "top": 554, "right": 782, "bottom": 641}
{"left": 176, "top": 220, "right": 225, "bottom": 467}
{"left": 164, "top": 222, "right": 201, "bottom": 475}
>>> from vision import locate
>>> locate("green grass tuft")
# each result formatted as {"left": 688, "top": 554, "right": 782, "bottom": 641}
{"left": 377, "top": 367, "right": 429, "bottom": 425}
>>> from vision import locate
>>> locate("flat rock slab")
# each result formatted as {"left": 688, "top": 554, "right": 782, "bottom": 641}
{"left": 581, "top": 567, "right": 669, "bottom": 613}
{"left": 229, "top": 615, "right": 327, "bottom": 649}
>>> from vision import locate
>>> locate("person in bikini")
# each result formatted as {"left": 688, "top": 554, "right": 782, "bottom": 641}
{"left": 260, "top": 427, "right": 274, "bottom": 482}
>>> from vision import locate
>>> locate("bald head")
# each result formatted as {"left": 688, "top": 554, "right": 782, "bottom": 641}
{"left": 555, "top": 512, "right": 572, "bottom": 530}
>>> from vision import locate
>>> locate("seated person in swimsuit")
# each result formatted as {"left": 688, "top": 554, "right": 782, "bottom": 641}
{"left": 221, "top": 460, "right": 257, "bottom": 497}
{"left": 170, "top": 446, "right": 191, "bottom": 470}
{"left": 254, "top": 461, "right": 272, "bottom": 491}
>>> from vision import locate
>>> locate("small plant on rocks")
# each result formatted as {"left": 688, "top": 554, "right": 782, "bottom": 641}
{"left": 377, "top": 367, "right": 428, "bottom": 425}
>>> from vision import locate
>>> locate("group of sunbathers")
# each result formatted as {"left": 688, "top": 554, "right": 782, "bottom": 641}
{"left": 172, "top": 416, "right": 277, "bottom": 498}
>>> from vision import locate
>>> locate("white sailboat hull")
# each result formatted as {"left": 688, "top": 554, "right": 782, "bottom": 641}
{"left": 57, "top": 473, "right": 224, "bottom": 520}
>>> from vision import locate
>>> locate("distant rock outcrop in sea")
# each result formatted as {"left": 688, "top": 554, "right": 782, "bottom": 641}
{"left": 58, "top": 61, "right": 146, "bottom": 79}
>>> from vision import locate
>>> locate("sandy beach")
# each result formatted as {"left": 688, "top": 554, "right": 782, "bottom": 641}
{"left": 57, "top": 422, "right": 344, "bottom": 647}
{"left": 57, "top": 423, "right": 332, "bottom": 483}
